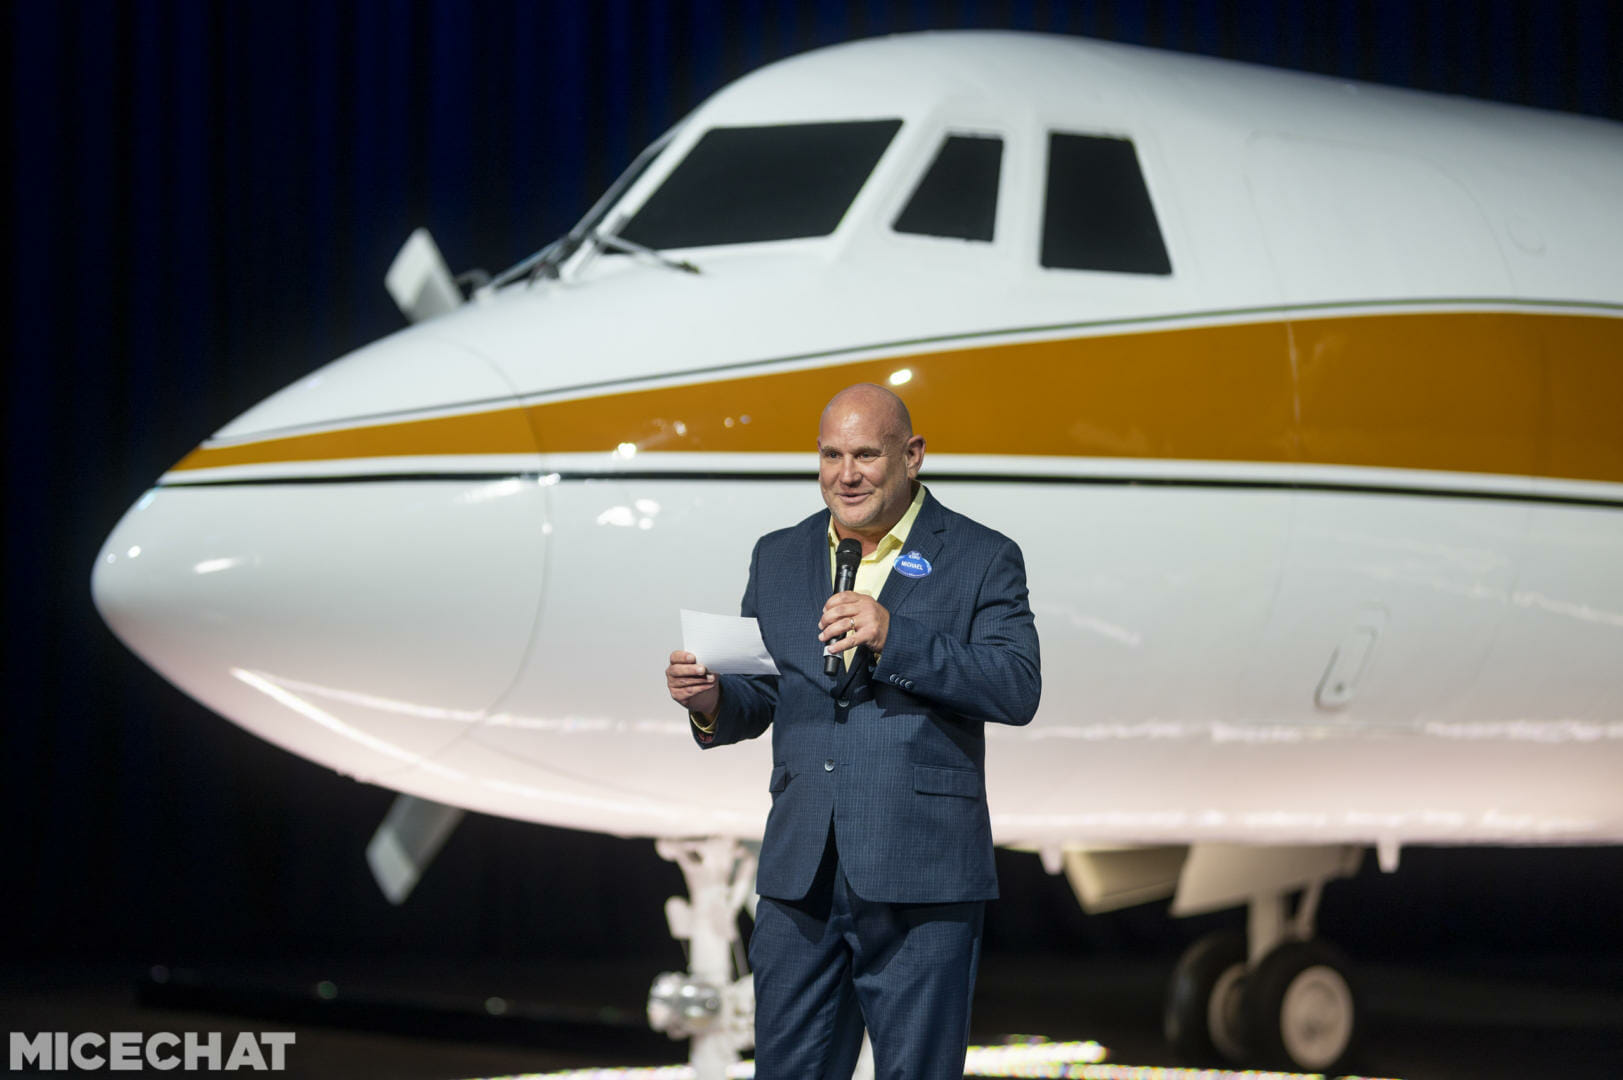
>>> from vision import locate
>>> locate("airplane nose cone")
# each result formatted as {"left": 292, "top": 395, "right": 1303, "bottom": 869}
{"left": 92, "top": 472, "right": 549, "bottom": 782}
{"left": 92, "top": 490, "right": 181, "bottom": 664}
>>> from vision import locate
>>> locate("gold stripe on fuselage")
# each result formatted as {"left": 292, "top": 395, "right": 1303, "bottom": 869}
{"left": 169, "top": 310, "right": 1623, "bottom": 485}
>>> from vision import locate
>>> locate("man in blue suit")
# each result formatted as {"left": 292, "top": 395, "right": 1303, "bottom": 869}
{"left": 666, "top": 383, "right": 1041, "bottom": 1079}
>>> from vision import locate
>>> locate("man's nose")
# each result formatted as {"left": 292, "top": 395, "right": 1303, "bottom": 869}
{"left": 839, "top": 457, "right": 861, "bottom": 483}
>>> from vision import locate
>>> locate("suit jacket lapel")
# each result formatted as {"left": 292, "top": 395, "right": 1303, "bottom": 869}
{"left": 875, "top": 490, "right": 948, "bottom": 617}
{"left": 832, "top": 491, "right": 947, "bottom": 696}
{"left": 806, "top": 510, "right": 832, "bottom": 621}
{"left": 832, "top": 645, "right": 869, "bottom": 696}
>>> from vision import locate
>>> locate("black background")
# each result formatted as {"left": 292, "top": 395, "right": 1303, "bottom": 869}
{"left": 7, "top": 0, "right": 1622, "bottom": 973}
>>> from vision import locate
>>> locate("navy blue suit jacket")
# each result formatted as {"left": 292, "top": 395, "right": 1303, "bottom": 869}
{"left": 696, "top": 490, "right": 1040, "bottom": 905}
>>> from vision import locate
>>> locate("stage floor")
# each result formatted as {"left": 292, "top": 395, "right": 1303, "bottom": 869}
{"left": 6, "top": 952, "right": 1619, "bottom": 1079}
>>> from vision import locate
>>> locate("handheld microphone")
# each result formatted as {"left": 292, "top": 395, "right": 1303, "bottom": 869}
{"left": 825, "top": 538, "right": 863, "bottom": 676}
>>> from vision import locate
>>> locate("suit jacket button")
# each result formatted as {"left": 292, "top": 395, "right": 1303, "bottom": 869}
{"left": 836, "top": 697, "right": 850, "bottom": 708}
{"left": 824, "top": 759, "right": 835, "bottom": 772}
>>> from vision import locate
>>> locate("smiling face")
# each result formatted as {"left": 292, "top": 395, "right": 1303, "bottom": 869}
{"left": 817, "top": 385, "right": 925, "bottom": 549}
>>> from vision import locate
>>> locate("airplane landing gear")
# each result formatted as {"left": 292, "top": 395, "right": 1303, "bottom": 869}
{"left": 647, "top": 838, "right": 757, "bottom": 1080}
{"left": 1246, "top": 938, "right": 1357, "bottom": 1071}
{"left": 1164, "top": 882, "right": 1358, "bottom": 1073}
{"left": 1163, "top": 930, "right": 1248, "bottom": 1063}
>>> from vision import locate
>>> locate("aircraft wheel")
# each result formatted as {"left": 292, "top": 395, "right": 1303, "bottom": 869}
{"left": 1244, "top": 939, "right": 1357, "bottom": 1072}
{"left": 1163, "top": 930, "right": 1249, "bottom": 1064}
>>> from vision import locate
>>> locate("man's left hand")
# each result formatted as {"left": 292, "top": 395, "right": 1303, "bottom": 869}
{"left": 819, "top": 591, "right": 890, "bottom": 656}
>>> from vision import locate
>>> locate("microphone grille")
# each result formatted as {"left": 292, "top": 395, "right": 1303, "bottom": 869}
{"left": 835, "top": 538, "right": 863, "bottom": 567}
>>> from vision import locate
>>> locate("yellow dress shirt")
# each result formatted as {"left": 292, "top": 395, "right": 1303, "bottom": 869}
{"left": 691, "top": 484, "right": 927, "bottom": 734}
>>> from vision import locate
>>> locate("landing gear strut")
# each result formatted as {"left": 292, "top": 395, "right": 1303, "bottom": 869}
{"left": 647, "top": 838, "right": 757, "bottom": 1080}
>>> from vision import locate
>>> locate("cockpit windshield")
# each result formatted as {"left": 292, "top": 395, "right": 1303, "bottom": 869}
{"left": 615, "top": 119, "right": 902, "bottom": 251}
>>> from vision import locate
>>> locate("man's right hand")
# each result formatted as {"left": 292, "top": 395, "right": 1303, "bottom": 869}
{"left": 666, "top": 651, "right": 720, "bottom": 720}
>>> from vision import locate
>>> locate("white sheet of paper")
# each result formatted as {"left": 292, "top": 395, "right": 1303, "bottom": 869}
{"left": 680, "top": 609, "right": 780, "bottom": 675}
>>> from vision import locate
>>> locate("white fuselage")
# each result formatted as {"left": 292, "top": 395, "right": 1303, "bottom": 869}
{"left": 93, "top": 32, "right": 1623, "bottom": 853}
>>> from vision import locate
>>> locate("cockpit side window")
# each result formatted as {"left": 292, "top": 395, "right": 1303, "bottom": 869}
{"left": 1041, "top": 133, "right": 1172, "bottom": 275}
{"left": 892, "top": 134, "right": 1003, "bottom": 242}
{"left": 617, "top": 120, "right": 902, "bottom": 250}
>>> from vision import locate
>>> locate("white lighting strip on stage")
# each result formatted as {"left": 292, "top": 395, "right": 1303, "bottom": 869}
{"left": 468, "top": 1040, "right": 1404, "bottom": 1080}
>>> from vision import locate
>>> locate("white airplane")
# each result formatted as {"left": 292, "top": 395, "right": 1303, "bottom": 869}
{"left": 92, "top": 30, "right": 1623, "bottom": 1077}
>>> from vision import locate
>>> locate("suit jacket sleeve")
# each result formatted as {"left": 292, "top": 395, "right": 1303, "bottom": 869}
{"left": 872, "top": 536, "right": 1041, "bottom": 727}
{"left": 692, "top": 538, "right": 779, "bottom": 748}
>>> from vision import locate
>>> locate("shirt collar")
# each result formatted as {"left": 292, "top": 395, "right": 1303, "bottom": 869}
{"left": 828, "top": 482, "right": 926, "bottom": 558}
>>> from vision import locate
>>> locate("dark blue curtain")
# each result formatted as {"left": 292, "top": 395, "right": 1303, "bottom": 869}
{"left": 7, "top": 0, "right": 1622, "bottom": 964}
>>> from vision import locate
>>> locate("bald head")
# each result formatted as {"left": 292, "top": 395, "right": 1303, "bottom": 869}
{"left": 820, "top": 383, "right": 913, "bottom": 444}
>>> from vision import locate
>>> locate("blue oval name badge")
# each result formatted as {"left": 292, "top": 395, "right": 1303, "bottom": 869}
{"left": 894, "top": 551, "right": 932, "bottom": 579}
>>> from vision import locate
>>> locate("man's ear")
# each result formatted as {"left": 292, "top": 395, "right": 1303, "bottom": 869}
{"left": 905, "top": 435, "right": 926, "bottom": 475}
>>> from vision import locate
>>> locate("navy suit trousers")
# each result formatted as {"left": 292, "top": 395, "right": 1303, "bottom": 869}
{"left": 749, "top": 826, "right": 984, "bottom": 1080}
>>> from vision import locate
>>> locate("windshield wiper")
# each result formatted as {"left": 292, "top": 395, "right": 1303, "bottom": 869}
{"left": 487, "top": 122, "right": 687, "bottom": 291}
{"left": 590, "top": 229, "right": 702, "bottom": 275}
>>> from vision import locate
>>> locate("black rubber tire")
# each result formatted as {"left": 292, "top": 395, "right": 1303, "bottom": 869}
{"left": 1163, "top": 930, "right": 1248, "bottom": 1063}
{"left": 1244, "top": 938, "right": 1358, "bottom": 1072}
